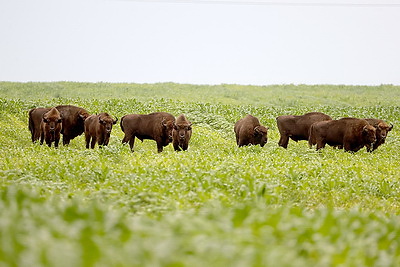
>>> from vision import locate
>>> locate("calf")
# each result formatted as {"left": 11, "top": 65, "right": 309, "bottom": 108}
{"left": 84, "top": 113, "right": 117, "bottom": 149}
{"left": 172, "top": 114, "right": 192, "bottom": 151}
{"left": 276, "top": 112, "right": 332, "bottom": 148}
{"left": 40, "top": 107, "right": 62, "bottom": 148}
{"left": 309, "top": 118, "right": 376, "bottom": 152}
{"left": 364, "top": 118, "right": 393, "bottom": 152}
{"left": 120, "top": 112, "right": 175, "bottom": 153}
{"left": 234, "top": 115, "right": 268, "bottom": 147}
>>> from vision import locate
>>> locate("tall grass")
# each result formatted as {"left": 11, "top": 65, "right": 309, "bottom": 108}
{"left": 0, "top": 82, "right": 399, "bottom": 266}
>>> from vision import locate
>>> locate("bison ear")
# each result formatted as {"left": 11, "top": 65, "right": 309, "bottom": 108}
{"left": 188, "top": 123, "right": 192, "bottom": 131}
{"left": 173, "top": 123, "right": 178, "bottom": 130}
{"left": 99, "top": 117, "right": 105, "bottom": 124}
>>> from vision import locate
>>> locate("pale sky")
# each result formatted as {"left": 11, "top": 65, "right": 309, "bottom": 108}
{"left": 1, "top": 0, "right": 400, "bottom": 85}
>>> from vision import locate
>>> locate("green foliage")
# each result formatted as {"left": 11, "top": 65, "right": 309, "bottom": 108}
{"left": 0, "top": 82, "right": 399, "bottom": 266}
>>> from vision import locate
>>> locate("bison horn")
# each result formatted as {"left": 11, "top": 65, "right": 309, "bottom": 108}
{"left": 389, "top": 123, "right": 394, "bottom": 131}
{"left": 162, "top": 118, "right": 167, "bottom": 127}
{"left": 113, "top": 117, "right": 118, "bottom": 125}
{"left": 254, "top": 126, "right": 260, "bottom": 133}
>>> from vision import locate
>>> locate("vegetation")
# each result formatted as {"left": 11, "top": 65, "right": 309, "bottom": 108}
{"left": 0, "top": 82, "right": 399, "bottom": 266}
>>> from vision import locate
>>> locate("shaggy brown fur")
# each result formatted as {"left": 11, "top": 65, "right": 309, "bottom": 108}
{"left": 28, "top": 105, "right": 89, "bottom": 145}
{"left": 276, "top": 112, "right": 332, "bottom": 149}
{"left": 84, "top": 113, "right": 117, "bottom": 149}
{"left": 40, "top": 107, "right": 62, "bottom": 148}
{"left": 364, "top": 118, "right": 393, "bottom": 152}
{"left": 120, "top": 112, "right": 175, "bottom": 153}
{"left": 308, "top": 118, "right": 376, "bottom": 152}
{"left": 172, "top": 114, "right": 192, "bottom": 151}
{"left": 234, "top": 115, "right": 268, "bottom": 147}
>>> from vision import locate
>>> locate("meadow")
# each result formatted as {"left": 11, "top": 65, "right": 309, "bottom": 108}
{"left": 0, "top": 82, "right": 399, "bottom": 266}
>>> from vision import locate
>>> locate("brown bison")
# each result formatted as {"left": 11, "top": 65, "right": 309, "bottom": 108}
{"left": 29, "top": 108, "right": 52, "bottom": 142}
{"left": 40, "top": 107, "right": 62, "bottom": 148}
{"left": 120, "top": 112, "right": 175, "bottom": 153}
{"left": 84, "top": 113, "right": 118, "bottom": 149}
{"left": 364, "top": 118, "right": 393, "bottom": 152}
{"left": 308, "top": 118, "right": 376, "bottom": 152}
{"left": 172, "top": 114, "right": 192, "bottom": 151}
{"left": 234, "top": 115, "right": 268, "bottom": 147}
{"left": 29, "top": 105, "right": 90, "bottom": 145}
{"left": 276, "top": 112, "right": 332, "bottom": 148}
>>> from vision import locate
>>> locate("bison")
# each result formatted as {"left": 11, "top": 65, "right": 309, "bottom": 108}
{"left": 84, "top": 113, "right": 118, "bottom": 149}
{"left": 28, "top": 105, "right": 90, "bottom": 145}
{"left": 364, "top": 118, "right": 393, "bottom": 152}
{"left": 120, "top": 112, "right": 175, "bottom": 153}
{"left": 308, "top": 118, "right": 376, "bottom": 152}
{"left": 29, "top": 107, "right": 52, "bottom": 142}
{"left": 40, "top": 107, "right": 62, "bottom": 148}
{"left": 234, "top": 115, "right": 268, "bottom": 147}
{"left": 172, "top": 114, "right": 192, "bottom": 151}
{"left": 276, "top": 112, "right": 332, "bottom": 148}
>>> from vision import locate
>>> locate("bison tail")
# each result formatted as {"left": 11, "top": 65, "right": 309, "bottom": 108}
{"left": 308, "top": 126, "right": 316, "bottom": 148}
{"left": 28, "top": 109, "right": 34, "bottom": 133}
{"left": 120, "top": 115, "right": 125, "bottom": 132}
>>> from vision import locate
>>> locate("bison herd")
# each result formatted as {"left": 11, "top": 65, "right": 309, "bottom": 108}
{"left": 28, "top": 105, "right": 393, "bottom": 153}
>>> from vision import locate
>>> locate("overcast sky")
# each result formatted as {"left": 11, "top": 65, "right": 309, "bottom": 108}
{"left": 1, "top": 0, "right": 400, "bottom": 85}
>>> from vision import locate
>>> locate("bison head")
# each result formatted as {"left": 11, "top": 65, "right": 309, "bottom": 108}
{"left": 173, "top": 122, "right": 192, "bottom": 147}
{"left": 376, "top": 122, "right": 393, "bottom": 140}
{"left": 99, "top": 116, "right": 118, "bottom": 134}
{"left": 42, "top": 108, "right": 62, "bottom": 133}
{"left": 254, "top": 125, "right": 268, "bottom": 147}
{"left": 162, "top": 118, "right": 175, "bottom": 143}
{"left": 362, "top": 125, "right": 376, "bottom": 146}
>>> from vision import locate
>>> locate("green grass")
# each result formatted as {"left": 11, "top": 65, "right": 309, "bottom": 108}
{"left": 0, "top": 82, "right": 399, "bottom": 266}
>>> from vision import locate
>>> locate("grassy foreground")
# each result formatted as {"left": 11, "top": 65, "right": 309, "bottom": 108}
{"left": 0, "top": 82, "right": 399, "bottom": 266}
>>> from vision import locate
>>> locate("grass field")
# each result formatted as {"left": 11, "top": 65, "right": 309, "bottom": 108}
{"left": 0, "top": 82, "right": 399, "bottom": 266}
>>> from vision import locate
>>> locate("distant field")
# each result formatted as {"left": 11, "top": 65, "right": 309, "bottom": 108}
{"left": 0, "top": 82, "right": 399, "bottom": 266}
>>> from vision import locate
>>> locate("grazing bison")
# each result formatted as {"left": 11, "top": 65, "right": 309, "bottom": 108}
{"left": 172, "top": 114, "right": 192, "bottom": 151}
{"left": 40, "top": 107, "right": 62, "bottom": 148}
{"left": 308, "top": 118, "right": 376, "bottom": 152}
{"left": 28, "top": 105, "right": 90, "bottom": 145}
{"left": 276, "top": 112, "right": 332, "bottom": 148}
{"left": 364, "top": 118, "right": 393, "bottom": 152}
{"left": 234, "top": 115, "right": 268, "bottom": 147}
{"left": 120, "top": 112, "right": 175, "bottom": 153}
{"left": 84, "top": 113, "right": 117, "bottom": 149}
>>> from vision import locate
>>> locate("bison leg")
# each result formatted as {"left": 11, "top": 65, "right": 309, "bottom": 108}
{"left": 157, "top": 142, "right": 164, "bottom": 153}
{"left": 103, "top": 136, "right": 110, "bottom": 146}
{"left": 90, "top": 137, "right": 97, "bottom": 149}
{"left": 98, "top": 136, "right": 105, "bottom": 147}
{"left": 316, "top": 139, "right": 326, "bottom": 151}
{"left": 278, "top": 135, "right": 289, "bottom": 149}
{"left": 63, "top": 136, "right": 71, "bottom": 146}
{"left": 40, "top": 132, "right": 45, "bottom": 145}
{"left": 128, "top": 136, "right": 135, "bottom": 152}
{"left": 181, "top": 143, "right": 188, "bottom": 151}
{"left": 173, "top": 141, "right": 181, "bottom": 151}
{"left": 45, "top": 137, "right": 52, "bottom": 147}
{"left": 85, "top": 134, "right": 91, "bottom": 149}
{"left": 55, "top": 133, "right": 61, "bottom": 148}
